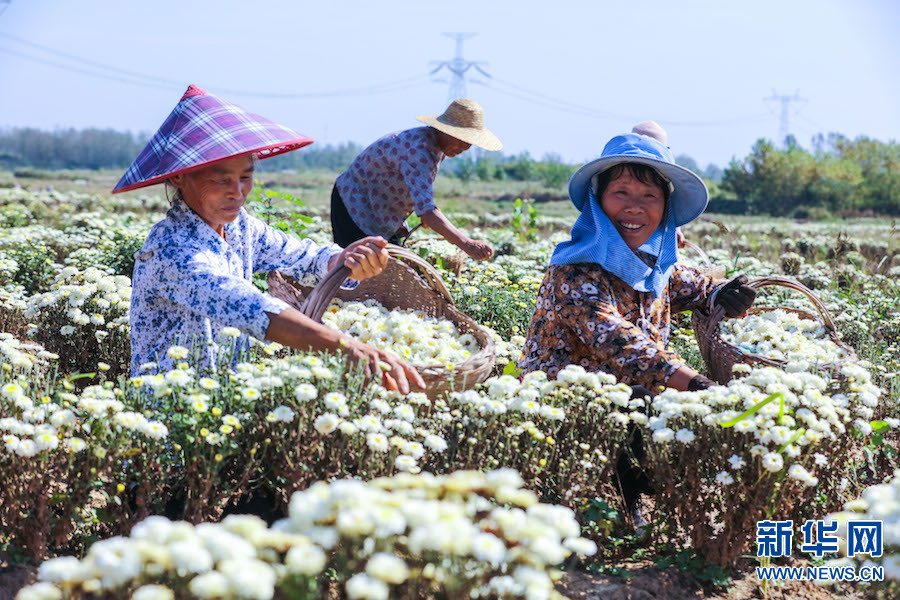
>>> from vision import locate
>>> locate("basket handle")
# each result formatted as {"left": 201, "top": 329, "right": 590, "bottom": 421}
{"left": 744, "top": 276, "right": 838, "bottom": 332}
{"left": 301, "top": 243, "right": 454, "bottom": 322}
{"left": 398, "top": 222, "right": 423, "bottom": 247}
{"left": 680, "top": 239, "right": 713, "bottom": 270}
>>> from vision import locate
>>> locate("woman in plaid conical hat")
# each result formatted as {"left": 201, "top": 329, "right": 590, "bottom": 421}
{"left": 118, "top": 85, "right": 423, "bottom": 393}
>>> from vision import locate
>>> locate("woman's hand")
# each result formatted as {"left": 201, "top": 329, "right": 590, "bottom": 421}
{"left": 330, "top": 236, "right": 390, "bottom": 281}
{"left": 461, "top": 238, "right": 494, "bottom": 260}
{"left": 341, "top": 336, "right": 426, "bottom": 395}
{"left": 666, "top": 365, "right": 715, "bottom": 391}
{"left": 715, "top": 275, "right": 757, "bottom": 318}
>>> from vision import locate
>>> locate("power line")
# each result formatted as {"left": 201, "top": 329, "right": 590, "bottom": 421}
{"left": 0, "top": 31, "right": 431, "bottom": 99}
{"left": 477, "top": 77, "right": 770, "bottom": 128}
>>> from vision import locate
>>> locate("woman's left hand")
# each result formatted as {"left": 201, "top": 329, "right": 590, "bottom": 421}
{"left": 330, "top": 236, "right": 390, "bottom": 280}
{"left": 715, "top": 275, "right": 757, "bottom": 317}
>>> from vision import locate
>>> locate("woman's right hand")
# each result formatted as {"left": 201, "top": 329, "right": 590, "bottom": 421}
{"left": 341, "top": 336, "right": 425, "bottom": 395}
{"left": 462, "top": 238, "right": 494, "bottom": 260}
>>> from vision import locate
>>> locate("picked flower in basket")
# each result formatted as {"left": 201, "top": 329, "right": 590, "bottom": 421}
{"left": 267, "top": 245, "right": 495, "bottom": 399}
{"left": 692, "top": 276, "right": 857, "bottom": 384}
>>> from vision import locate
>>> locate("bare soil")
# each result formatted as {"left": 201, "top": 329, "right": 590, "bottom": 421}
{"left": 558, "top": 558, "right": 867, "bottom": 600}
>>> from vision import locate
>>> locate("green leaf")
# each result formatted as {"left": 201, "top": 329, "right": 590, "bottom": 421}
{"left": 720, "top": 392, "right": 783, "bottom": 428}
{"left": 871, "top": 420, "right": 890, "bottom": 435}
{"left": 776, "top": 428, "right": 806, "bottom": 454}
{"left": 502, "top": 361, "right": 523, "bottom": 377}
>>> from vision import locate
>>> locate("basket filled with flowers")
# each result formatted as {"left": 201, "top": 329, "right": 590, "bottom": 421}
{"left": 268, "top": 244, "right": 495, "bottom": 398}
{"left": 692, "top": 275, "right": 857, "bottom": 384}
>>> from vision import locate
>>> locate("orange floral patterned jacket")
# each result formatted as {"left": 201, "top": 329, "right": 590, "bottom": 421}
{"left": 519, "top": 262, "right": 723, "bottom": 391}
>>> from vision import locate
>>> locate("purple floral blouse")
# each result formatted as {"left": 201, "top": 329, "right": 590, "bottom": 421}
{"left": 519, "top": 262, "right": 722, "bottom": 391}
{"left": 335, "top": 127, "right": 443, "bottom": 238}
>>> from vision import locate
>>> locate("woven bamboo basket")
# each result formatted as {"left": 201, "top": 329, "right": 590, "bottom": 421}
{"left": 691, "top": 276, "right": 857, "bottom": 384}
{"left": 403, "top": 223, "right": 468, "bottom": 276}
{"left": 267, "top": 244, "right": 495, "bottom": 399}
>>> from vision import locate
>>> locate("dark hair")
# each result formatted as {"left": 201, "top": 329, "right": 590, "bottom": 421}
{"left": 594, "top": 163, "right": 670, "bottom": 201}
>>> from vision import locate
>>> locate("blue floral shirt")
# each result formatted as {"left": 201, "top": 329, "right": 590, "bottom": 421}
{"left": 130, "top": 195, "right": 342, "bottom": 375}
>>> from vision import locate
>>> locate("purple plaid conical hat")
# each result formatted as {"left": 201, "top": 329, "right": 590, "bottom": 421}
{"left": 112, "top": 85, "right": 313, "bottom": 193}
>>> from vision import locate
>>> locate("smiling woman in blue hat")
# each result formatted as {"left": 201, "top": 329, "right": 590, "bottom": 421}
{"left": 520, "top": 121, "right": 756, "bottom": 392}
{"left": 519, "top": 122, "right": 757, "bottom": 527}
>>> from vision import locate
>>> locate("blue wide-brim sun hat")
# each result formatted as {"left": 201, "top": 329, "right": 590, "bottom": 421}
{"left": 568, "top": 133, "right": 709, "bottom": 227}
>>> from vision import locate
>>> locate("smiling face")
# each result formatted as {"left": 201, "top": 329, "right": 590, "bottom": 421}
{"left": 170, "top": 155, "right": 255, "bottom": 237}
{"left": 598, "top": 164, "right": 668, "bottom": 251}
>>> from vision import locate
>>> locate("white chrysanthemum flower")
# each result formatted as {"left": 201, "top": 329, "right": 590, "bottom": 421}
{"left": 285, "top": 544, "right": 327, "bottom": 576}
{"left": 13, "top": 582, "right": 62, "bottom": 600}
{"left": 198, "top": 377, "right": 219, "bottom": 391}
{"left": 423, "top": 434, "right": 448, "bottom": 452}
{"left": 761, "top": 452, "right": 784, "bottom": 473}
{"left": 293, "top": 383, "right": 317, "bottom": 402}
{"left": 716, "top": 471, "right": 735, "bottom": 485}
{"left": 365, "top": 553, "right": 410, "bottom": 584}
{"left": 727, "top": 455, "right": 745, "bottom": 470}
{"left": 65, "top": 437, "right": 87, "bottom": 453}
{"left": 15, "top": 439, "right": 39, "bottom": 457}
{"left": 345, "top": 573, "right": 388, "bottom": 600}
{"left": 652, "top": 427, "right": 675, "bottom": 443}
{"left": 167, "top": 540, "right": 213, "bottom": 575}
{"left": 675, "top": 429, "right": 695, "bottom": 443}
{"left": 219, "top": 327, "right": 242, "bottom": 339}
{"left": 366, "top": 432, "right": 389, "bottom": 452}
{"left": 564, "top": 536, "right": 598, "bottom": 556}
{"left": 132, "top": 584, "right": 175, "bottom": 600}
{"left": 788, "top": 464, "right": 819, "bottom": 487}
{"left": 314, "top": 413, "right": 340, "bottom": 435}
{"left": 187, "top": 571, "right": 229, "bottom": 599}
{"left": 471, "top": 532, "right": 507, "bottom": 564}
{"left": 271, "top": 406, "right": 294, "bottom": 423}
{"left": 166, "top": 346, "right": 190, "bottom": 360}
{"left": 394, "top": 454, "right": 418, "bottom": 472}
{"left": 37, "top": 556, "right": 89, "bottom": 584}
{"left": 1, "top": 382, "right": 25, "bottom": 401}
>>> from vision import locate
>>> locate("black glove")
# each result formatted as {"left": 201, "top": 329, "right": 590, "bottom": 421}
{"left": 715, "top": 275, "right": 757, "bottom": 318}
{"left": 688, "top": 373, "right": 715, "bottom": 391}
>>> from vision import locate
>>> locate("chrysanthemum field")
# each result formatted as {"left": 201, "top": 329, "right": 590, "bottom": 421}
{"left": 1, "top": 178, "right": 898, "bottom": 599}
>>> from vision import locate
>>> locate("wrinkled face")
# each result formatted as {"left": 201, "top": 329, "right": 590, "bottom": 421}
{"left": 600, "top": 167, "right": 666, "bottom": 251}
{"left": 433, "top": 129, "right": 471, "bottom": 157}
{"left": 171, "top": 155, "right": 255, "bottom": 236}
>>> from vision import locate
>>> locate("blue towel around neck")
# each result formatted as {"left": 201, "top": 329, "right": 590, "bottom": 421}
{"left": 549, "top": 187, "right": 678, "bottom": 298}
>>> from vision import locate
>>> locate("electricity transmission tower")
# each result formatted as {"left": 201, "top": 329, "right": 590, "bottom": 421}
{"left": 764, "top": 90, "right": 807, "bottom": 143}
{"left": 430, "top": 32, "right": 489, "bottom": 104}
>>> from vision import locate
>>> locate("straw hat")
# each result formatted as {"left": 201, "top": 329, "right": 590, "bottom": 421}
{"left": 567, "top": 122, "right": 708, "bottom": 227}
{"left": 112, "top": 85, "right": 313, "bottom": 194}
{"left": 415, "top": 98, "right": 502, "bottom": 151}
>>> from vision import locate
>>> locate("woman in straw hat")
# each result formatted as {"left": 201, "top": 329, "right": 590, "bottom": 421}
{"left": 331, "top": 98, "right": 501, "bottom": 259}
{"left": 519, "top": 122, "right": 756, "bottom": 529}
{"left": 116, "top": 85, "right": 424, "bottom": 394}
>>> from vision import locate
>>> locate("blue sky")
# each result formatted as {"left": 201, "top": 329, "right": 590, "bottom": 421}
{"left": 1, "top": 0, "right": 898, "bottom": 168}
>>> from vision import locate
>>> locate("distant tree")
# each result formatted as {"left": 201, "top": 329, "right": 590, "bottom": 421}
{"left": 702, "top": 163, "right": 723, "bottom": 182}
{"left": 722, "top": 139, "right": 816, "bottom": 215}
{"left": 675, "top": 154, "right": 701, "bottom": 173}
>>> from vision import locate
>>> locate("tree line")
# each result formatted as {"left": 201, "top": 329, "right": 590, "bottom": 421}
{"left": 1, "top": 127, "right": 897, "bottom": 215}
